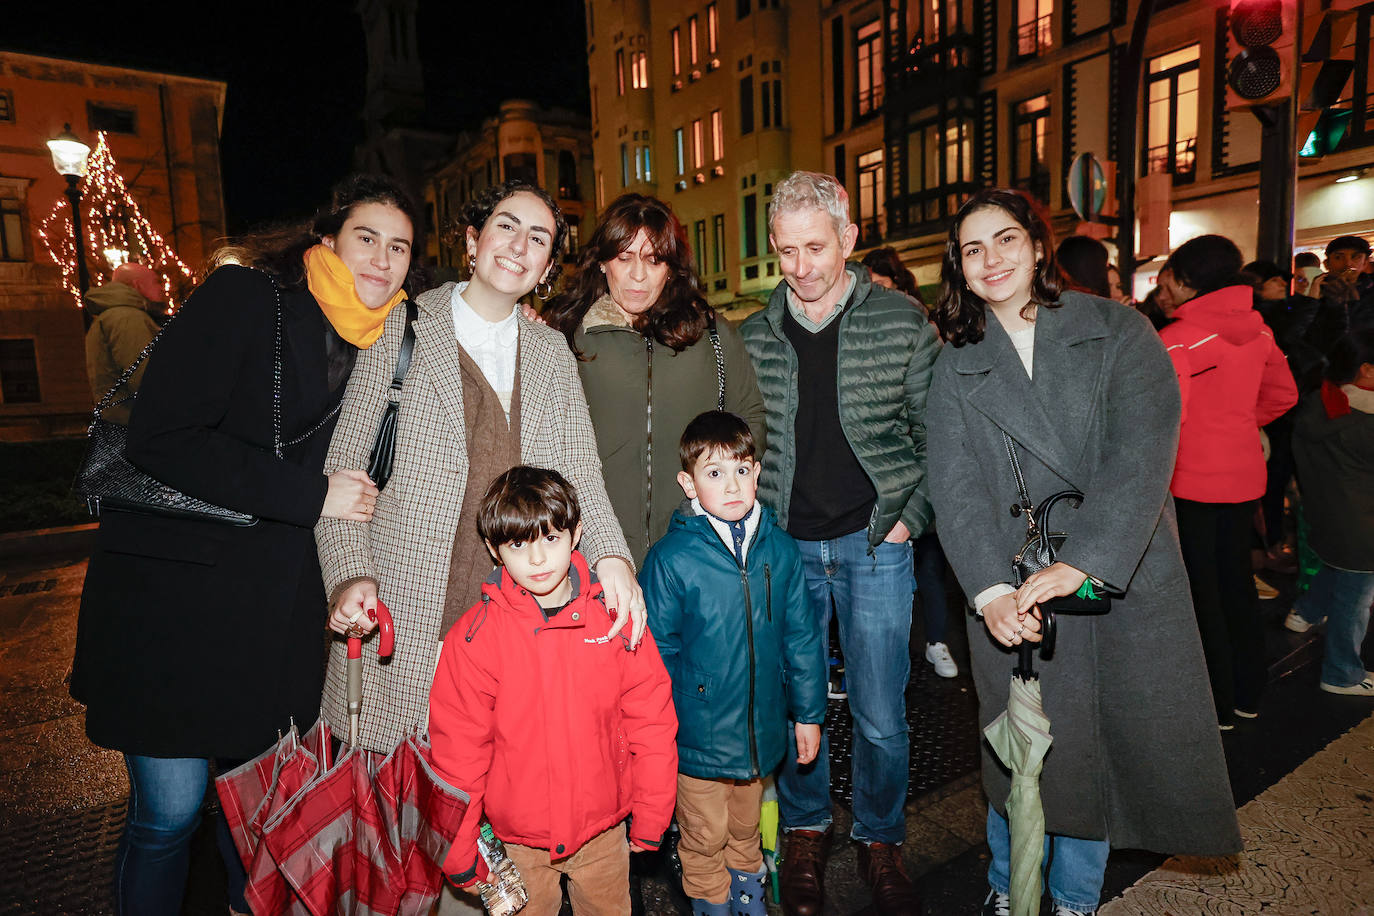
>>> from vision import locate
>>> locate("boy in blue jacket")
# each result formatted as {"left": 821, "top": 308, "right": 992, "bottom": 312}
{"left": 641, "top": 411, "right": 827, "bottom": 916}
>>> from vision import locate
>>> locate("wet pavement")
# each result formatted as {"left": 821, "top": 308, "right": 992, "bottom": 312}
{"left": 0, "top": 548, "right": 1368, "bottom": 914}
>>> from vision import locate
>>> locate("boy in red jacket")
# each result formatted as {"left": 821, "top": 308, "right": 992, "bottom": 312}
{"left": 430, "top": 466, "right": 678, "bottom": 914}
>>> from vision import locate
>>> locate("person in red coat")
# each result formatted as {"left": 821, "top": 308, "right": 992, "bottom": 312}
{"left": 431, "top": 466, "right": 678, "bottom": 914}
{"left": 1159, "top": 235, "right": 1298, "bottom": 729}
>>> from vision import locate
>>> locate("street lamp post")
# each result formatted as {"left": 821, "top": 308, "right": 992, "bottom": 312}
{"left": 46, "top": 124, "right": 93, "bottom": 295}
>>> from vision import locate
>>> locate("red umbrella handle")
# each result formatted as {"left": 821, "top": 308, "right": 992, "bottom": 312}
{"left": 347, "top": 598, "right": 397, "bottom": 660}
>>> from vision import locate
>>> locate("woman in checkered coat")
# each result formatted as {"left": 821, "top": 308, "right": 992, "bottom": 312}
{"left": 315, "top": 180, "right": 643, "bottom": 755}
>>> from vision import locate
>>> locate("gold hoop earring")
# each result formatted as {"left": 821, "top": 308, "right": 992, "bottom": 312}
{"left": 535, "top": 280, "right": 553, "bottom": 301}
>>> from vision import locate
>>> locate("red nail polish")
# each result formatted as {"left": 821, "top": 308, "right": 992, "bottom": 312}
{"left": 367, "top": 609, "right": 376, "bottom": 622}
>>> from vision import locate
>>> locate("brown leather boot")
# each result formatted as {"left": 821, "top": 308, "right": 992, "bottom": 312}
{"left": 779, "top": 826, "right": 833, "bottom": 916}
{"left": 857, "top": 842, "right": 921, "bottom": 915}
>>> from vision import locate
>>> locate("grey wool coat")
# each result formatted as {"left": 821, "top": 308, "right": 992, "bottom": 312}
{"left": 316, "top": 282, "right": 631, "bottom": 752}
{"left": 927, "top": 291, "right": 1241, "bottom": 855}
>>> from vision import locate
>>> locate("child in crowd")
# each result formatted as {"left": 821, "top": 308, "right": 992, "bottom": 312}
{"left": 430, "top": 466, "right": 678, "bottom": 914}
{"left": 640, "top": 411, "right": 827, "bottom": 916}
{"left": 1287, "top": 330, "right": 1374, "bottom": 696}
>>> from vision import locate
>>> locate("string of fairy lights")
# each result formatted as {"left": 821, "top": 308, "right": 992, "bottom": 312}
{"left": 37, "top": 132, "right": 194, "bottom": 314}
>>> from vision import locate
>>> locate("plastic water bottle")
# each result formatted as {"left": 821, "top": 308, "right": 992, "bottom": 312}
{"left": 475, "top": 821, "right": 529, "bottom": 916}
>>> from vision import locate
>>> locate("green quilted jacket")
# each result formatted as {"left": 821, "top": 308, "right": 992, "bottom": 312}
{"left": 740, "top": 264, "right": 940, "bottom": 547}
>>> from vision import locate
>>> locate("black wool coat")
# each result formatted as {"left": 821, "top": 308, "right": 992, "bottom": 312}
{"left": 71, "top": 266, "right": 347, "bottom": 759}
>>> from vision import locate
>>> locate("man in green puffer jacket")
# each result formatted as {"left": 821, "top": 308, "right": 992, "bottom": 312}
{"left": 739, "top": 170, "right": 939, "bottom": 916}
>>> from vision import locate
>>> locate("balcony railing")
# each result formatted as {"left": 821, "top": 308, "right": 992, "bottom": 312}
{"left": 1013, "top": 15, "right": 1052, "bottom": 61}
{"left": 1147, "top": 138, "right": 1197, "bottom": 184}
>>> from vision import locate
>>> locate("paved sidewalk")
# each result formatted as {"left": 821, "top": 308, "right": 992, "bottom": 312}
{"left": 1, "top": 546, "right": 1368, "bottom": 914}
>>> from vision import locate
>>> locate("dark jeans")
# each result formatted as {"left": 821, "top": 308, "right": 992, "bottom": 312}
{"left": 1260, "top": 415, "right": 1295, "bottom": 548}
{"left": 116, "top": 755, "right": 249, "bottom": 916}
{"left": 914, "top": 532, "right": 949, "bottom": 644}
{"left": 1175, "top": 498, "right": 1267, "bottom": 723}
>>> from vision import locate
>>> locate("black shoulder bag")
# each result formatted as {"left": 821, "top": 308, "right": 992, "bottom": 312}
{"left": 1003, "top": 431, "right": 1111, "bottom": 614}
{"left": 365, "top": 299, "right": 418, "bottom": 490}
{"left": 73, "top": 275, "right": 336, "bottom": 526}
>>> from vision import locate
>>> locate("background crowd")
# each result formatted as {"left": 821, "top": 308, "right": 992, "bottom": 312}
{"left": 67, "top": 166, "right": 1373, "bottom": 916}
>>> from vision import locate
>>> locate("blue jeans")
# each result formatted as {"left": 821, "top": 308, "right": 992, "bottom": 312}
{"left": 1295, "top": 565, "right": 1374, "bottom": 687}
{"left": 116, "top": 755, "right": 249, "bottom": 916}
{"left": 779, "top": 530, "right": 914, "bottom": 844}
{"left": 986, "top": 808, "right": 1108, "bottom": 913}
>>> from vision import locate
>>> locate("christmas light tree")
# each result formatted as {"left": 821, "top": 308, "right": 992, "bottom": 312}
{"left": 38, "top": 132, "right": 194, "bottom": 313}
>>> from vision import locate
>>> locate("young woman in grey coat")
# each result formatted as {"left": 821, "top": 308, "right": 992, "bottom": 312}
{"left": 926, "top": 190, "right": 1241, "bottom": 915}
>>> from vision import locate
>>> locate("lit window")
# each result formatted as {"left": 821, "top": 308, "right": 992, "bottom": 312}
{"left": 689, "top": 16, "right": 700, "bottom": 66}
{"left": 711, "top": 110, "right": 725, "bottom": 160}
{"left": 1015, "top": 0, "right": 1053, "bottom": 59}
{"left": 1146, "top": 44, "right": 1200, "bottom": 182}
{"left": 672, "top": 28, "right": 682, "bottom": 76}
{"left": 675, "top": 128, "right": 686, "bottom": 175}
{"left": 857, "top": 149, "right": 885, "bottom": 245}
{"left": 632, "top": 51, "right": 649, "bottom": 89}
{"left": 693, "top": 119, "right": 705, "bottom": 169}
{"left": 708, "top": 4, "right": 719, "bottom": 55}
{"left": 856, "top": 20, "right": 884, "bottom": 117}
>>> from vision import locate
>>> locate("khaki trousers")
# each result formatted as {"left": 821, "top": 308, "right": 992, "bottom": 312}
{"left": 502, "top": 822, "right": 631, "bottom": 916}
{"left": 675, "top": 773, "right": 765, "bottom": 903}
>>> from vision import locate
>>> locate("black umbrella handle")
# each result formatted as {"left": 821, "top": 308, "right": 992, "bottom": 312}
{"left": 1014, "top": 610, "right": 1057, "bottom": 678}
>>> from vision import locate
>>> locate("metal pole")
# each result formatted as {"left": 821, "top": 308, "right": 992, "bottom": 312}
{"left": 1254, "top": 11, "right": 1302, "bottom": 271}
{"left": 64, "top": 175, "right": 90, "bottom": 296}
{"left": 1254, "top": 102, "right": 1297, "bottom": 269}
{"left": 1115, "top": 0, "right": 1158, "bottom": 293}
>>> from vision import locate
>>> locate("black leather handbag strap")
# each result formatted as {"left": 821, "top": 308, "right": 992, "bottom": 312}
{"left": 706, "top": 312, "right": 725, "bottom": 411}
{"left": 388, "top": 300, "right": 419, "bottom": 401}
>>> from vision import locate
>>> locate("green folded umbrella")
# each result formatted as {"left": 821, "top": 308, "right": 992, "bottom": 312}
{"left": 984, "top": 670, "right": 1054, "bottom": 916}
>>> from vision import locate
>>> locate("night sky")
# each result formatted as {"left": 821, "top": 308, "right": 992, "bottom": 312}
{"left": 5, "top": 0, "right": 590, "bottom": 233}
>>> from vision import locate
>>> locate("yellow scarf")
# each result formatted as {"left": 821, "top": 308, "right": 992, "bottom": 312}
{"left": 304, "top": 244, "right": 405, "bottom": 348}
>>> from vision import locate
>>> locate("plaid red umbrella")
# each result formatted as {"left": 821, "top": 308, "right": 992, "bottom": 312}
{"left": 216, "top": 602, "right": 472, "bottom": 915}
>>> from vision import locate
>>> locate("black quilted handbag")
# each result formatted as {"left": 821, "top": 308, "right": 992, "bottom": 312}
{"left": 74, "top": 273, "right": 333, "bottom": 526}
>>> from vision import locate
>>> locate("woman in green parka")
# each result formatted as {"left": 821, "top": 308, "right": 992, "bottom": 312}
{"left": 544, "top": 194, "right": 766, "bottom": 566}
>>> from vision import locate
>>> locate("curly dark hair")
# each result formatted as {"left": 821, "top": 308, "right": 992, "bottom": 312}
{"left": 542, "top": 193, "right": 711, "bottom": 353}
{"left": 934, "top": 188, "right": 1061, "bottom": 348}
{"left": 208, "top": 174, "right": 428, "bottom": 293}
{"left": 455, "top": 180, "right": 571, "bottom": 287}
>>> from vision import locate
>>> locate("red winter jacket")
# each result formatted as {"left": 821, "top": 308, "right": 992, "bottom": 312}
{"left": 1160, "top": 285, "right": 1298, "bottom": 503}
{"left": 430, "top": 551, "right": 678, "bottom": 884}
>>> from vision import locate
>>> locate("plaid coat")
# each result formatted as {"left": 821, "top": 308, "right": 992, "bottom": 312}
{"left": 316, "top": 282, "right": 631, "bottom": 751}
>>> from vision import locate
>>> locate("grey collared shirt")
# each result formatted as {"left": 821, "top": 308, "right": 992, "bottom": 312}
{"left": 785, "top": 272, "right": 858, "bottom": 333}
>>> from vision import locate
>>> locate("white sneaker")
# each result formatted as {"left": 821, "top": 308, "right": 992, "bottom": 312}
{"left": 925, "top": 642, "right": 958, "bottom": 678}
{"left": 1319, "top": 677, "right": 1374, "bottom": 696}
{"left": 1284, "top": 609, "right": 1324, "bottom": 633}
{"left": 1054, "top": 906, "right": 1096, "bottom": 916}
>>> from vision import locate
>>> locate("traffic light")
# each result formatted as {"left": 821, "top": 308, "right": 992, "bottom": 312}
{"left": 1297, "top": 10, "right": 1357, "bottom": 158}
{"left": 1225, "top": 0, "right": 1297, "bottom": 110}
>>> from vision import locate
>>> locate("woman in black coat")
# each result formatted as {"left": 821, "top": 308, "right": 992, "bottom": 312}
{"left": 69, "top": 175, "right": 424, "bottom": 916}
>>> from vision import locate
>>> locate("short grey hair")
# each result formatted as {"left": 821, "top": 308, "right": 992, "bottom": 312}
{"left": 768, "top": 171, "right": 852, "bottom": 239}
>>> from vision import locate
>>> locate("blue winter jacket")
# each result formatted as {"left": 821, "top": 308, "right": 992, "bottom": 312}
{"left": 641, "top": 503, "right": 827, "bottom": 780}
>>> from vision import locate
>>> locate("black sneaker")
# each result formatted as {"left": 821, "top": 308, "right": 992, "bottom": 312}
{"left": 982, "top": 889, "right": 1010, "bottom": 916}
